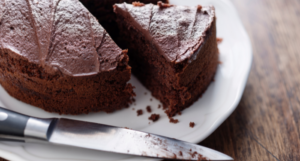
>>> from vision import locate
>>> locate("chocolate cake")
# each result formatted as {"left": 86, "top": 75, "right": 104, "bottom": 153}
{"left": 79, "top": 0, "right": 168, "bottom": 48}
{"left": 114, "top": 2, "right": 219, "bottom": 117}
{"left": 0, "top": 0, "right": 135, "bottom": 114}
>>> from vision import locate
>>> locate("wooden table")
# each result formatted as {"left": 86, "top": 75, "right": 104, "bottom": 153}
{"left": 1, "top": 0, "right": 300, "bottom": 160}
{"left": 200, "top": 0, "right": 300, "bottom": 160}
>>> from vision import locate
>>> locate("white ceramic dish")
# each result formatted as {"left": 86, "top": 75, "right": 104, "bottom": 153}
{"left": 0, "top": 0, "right": 252, "bottom": 160}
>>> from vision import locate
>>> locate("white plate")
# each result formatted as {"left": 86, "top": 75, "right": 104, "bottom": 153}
{"left": 0, "top": 0, "right": 252, "bottom": 160}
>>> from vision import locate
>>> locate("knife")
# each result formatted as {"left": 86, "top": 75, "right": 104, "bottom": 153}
{"left": 0, "top": 107, "right": 232, "bottom": 160}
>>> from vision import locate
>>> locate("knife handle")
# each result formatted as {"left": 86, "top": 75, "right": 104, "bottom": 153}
{"left": 0, "top": 107, "right": 56, "bottom": 141}
{"left": 0, "top": 107, "right": 29, "bottom": 137}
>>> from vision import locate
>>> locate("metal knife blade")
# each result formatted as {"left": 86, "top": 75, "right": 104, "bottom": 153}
{"left": 0, "top": 107, "right": 233, "bottom": 160}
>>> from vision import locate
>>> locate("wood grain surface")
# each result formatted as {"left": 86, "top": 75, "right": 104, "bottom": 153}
{"left": 200, "top": 0, "right": 300, "bottom": 160}
{"left": 1, "top": 0, "right": 300, "bottom": 160}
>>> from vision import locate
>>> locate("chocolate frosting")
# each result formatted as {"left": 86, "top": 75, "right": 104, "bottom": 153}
{"left": 114, "top": 3, "right": 215, "bottom": 63}
{"left": 0, "top": 0, "right": 124, "bottom": 77}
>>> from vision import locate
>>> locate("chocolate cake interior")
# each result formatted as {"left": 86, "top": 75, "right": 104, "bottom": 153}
{"left": 0, "top": 51, "right": 134, "bottom": 114}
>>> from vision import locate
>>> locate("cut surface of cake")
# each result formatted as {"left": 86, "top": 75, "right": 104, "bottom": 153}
{"left": 114, "top": 2, "right": 219, "bottom": 117}
{"left": 0, "top": 0, "right": 135, "bottom": 114}
{"left": 79, "top": 0, "right": 168, "bottom": 48}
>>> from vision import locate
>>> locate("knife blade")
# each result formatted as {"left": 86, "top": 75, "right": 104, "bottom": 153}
{"left": 0, "top": 107, "right": 233, "bottom": 160}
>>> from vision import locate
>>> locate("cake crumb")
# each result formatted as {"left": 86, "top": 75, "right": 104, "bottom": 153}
{"left": 218, "top": 60, "right": 223, "bottom": 64}
{"left": 146, "top": 106, "right": 152, "bottom": 113}
{"left": 173, "top": 153, "right": 177, "bottom": 159}
{"left": 169, "top": 118, "right": 179, "bottom": 124}
{"left": 124, "top": 127, "right": 129, "bottom": 129}
{"left": 198, "top": 154, "right": 209, "bottom": 161}
{"left": 132, "top": 2, "right": 145, "bottom": 6}
{"left": 144, "top": 92, "right": 147, "bottom": 95}
{"left": 178, "top": 112, "right": 182, "bottom": 115}
{"left": 191, "top": 151, "right": 198, "bottom": 158}
{"left": 149, "top": 114, "right": 160, "bottom": 122}
{"left": 137, "top": 109, "right": 143, "bottom": 116}
{"left": 132, "top": 108, "right": 135, "bottom": 110}
{"left": 179, "top": 151, "right": 183, "bottom": 156}
{"left": 157, "top": 1, "right": 173, "bottom": 8}
{"left": 217, "top": 37, "right": 223, "bottom": 44}
{"left": 197, "top": 5, "right": 202, "bottom": 10}
{"left": 158, "top": 104, "right": 161, "bottom": 109}
{"left": 150, "top": 98, "right": 153, "bottom": 101}
{"left": 190, "top": 122, "right": 195, "bottom": 128}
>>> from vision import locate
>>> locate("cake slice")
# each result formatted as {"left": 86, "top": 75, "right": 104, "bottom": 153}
{"left": 0, "top": 0, "right": 134, "bottom": 114}
{"left": 114, "top": 2, "right": 219, "bottom": 117}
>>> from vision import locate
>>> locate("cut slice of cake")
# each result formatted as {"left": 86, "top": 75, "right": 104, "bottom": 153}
{"left": 0, "top": 0, "right": 134, "bottom": 114}
{"left": 114, "top": 2, "right": 219, "bottom": 117}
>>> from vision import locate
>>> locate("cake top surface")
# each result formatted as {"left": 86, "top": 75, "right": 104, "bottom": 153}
{"left": 114, "top": 2, "right": 215, "bottom": 63}
{"left": 0, "top": 0, "right": 124, "bottom": 77}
